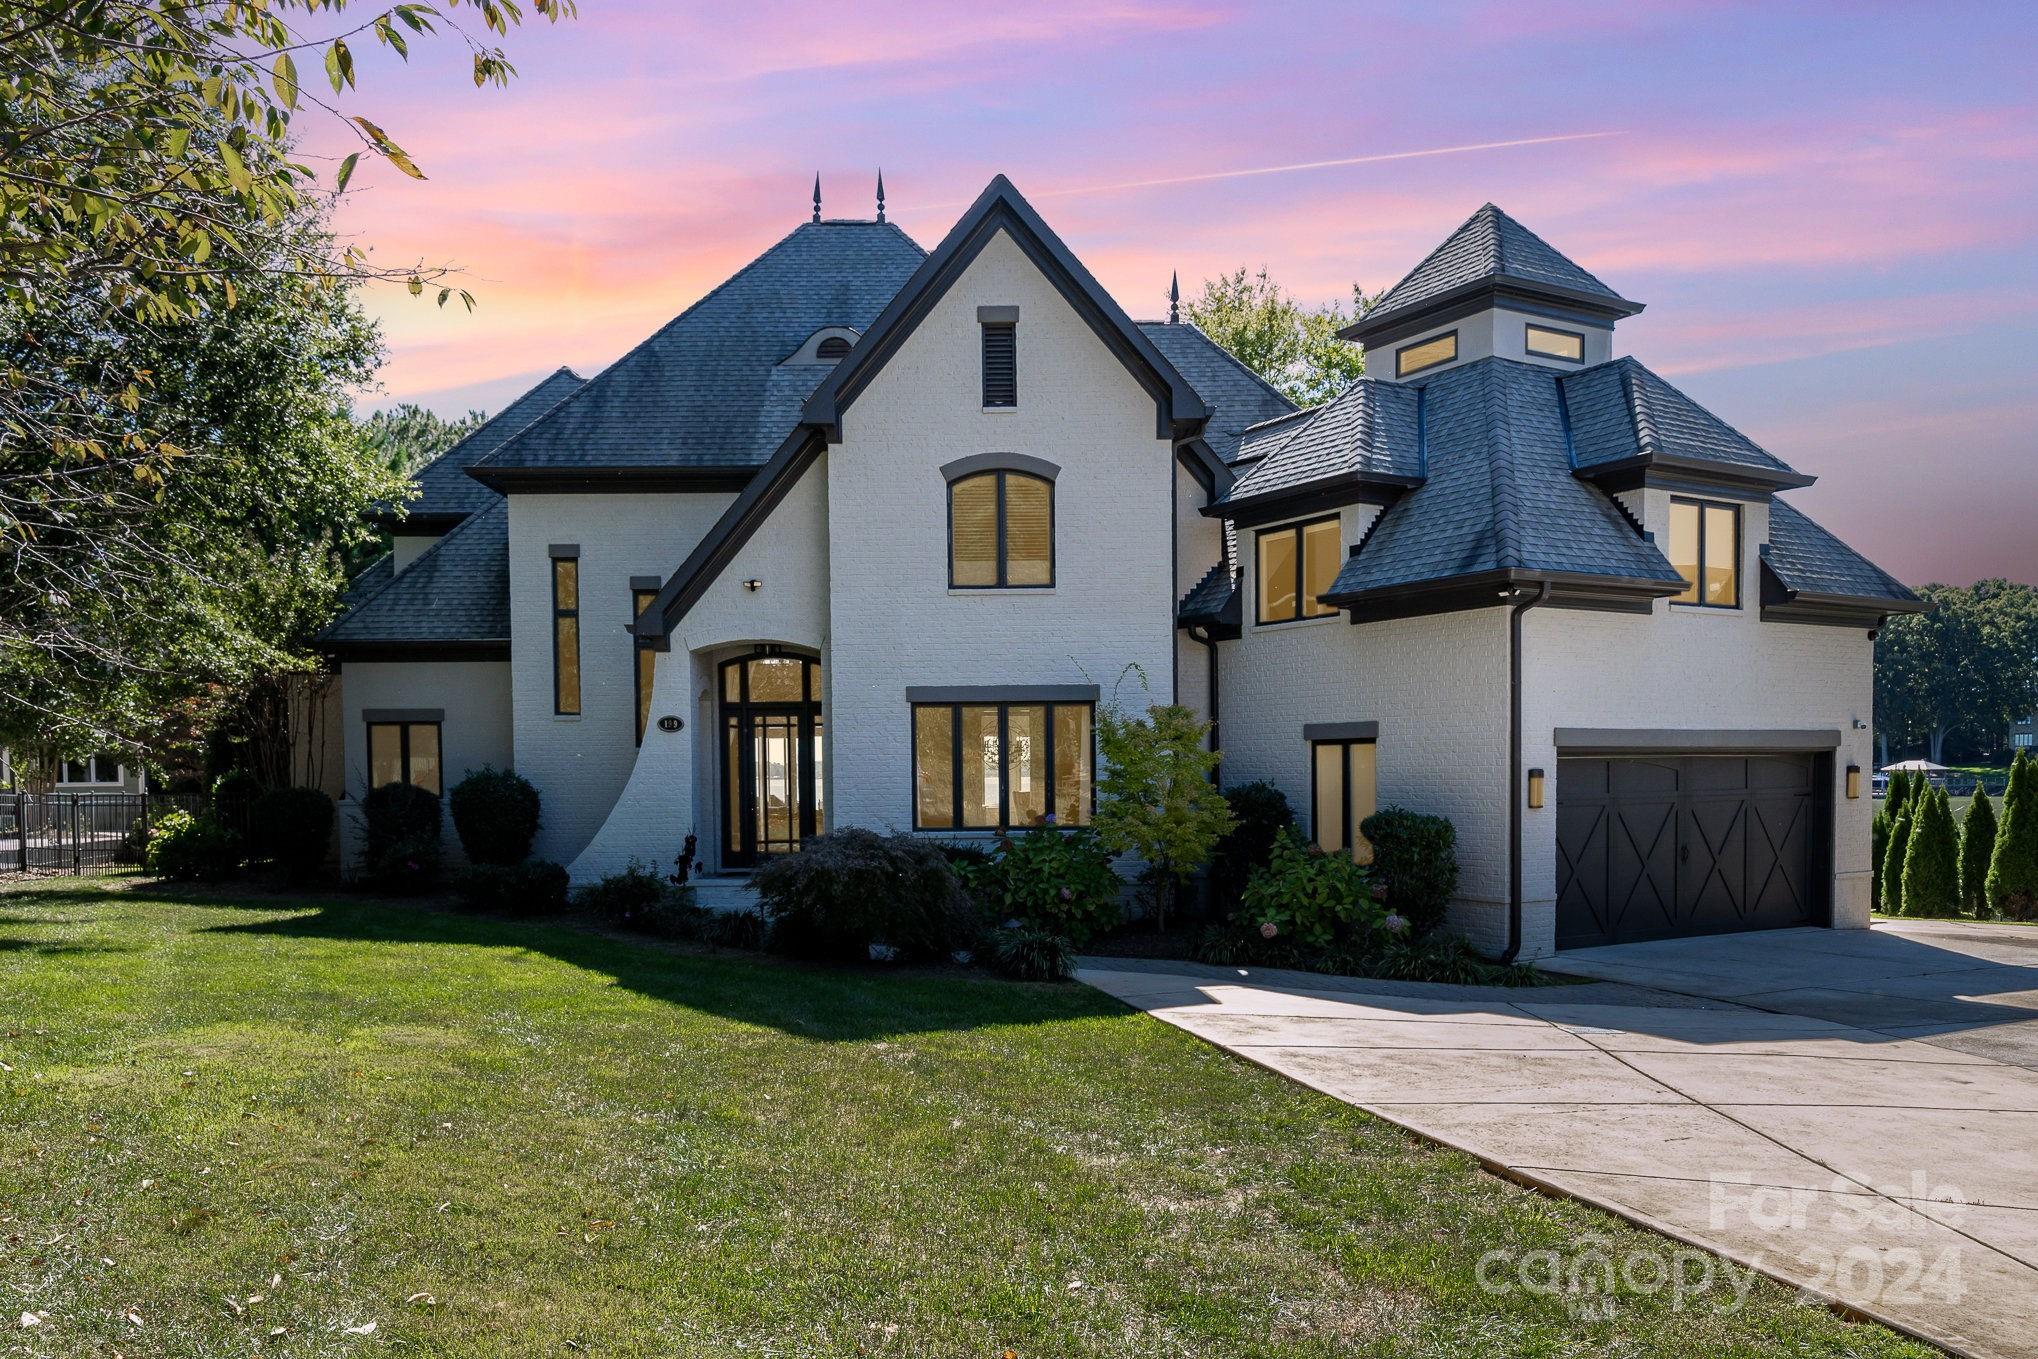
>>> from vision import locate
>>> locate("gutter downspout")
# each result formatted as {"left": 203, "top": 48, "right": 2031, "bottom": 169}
{"left": 1187, "top": 625, "right": 1222, "bottom": 786}
{"left": 1501, "top": 581, "right": 1554, "bottom": 964}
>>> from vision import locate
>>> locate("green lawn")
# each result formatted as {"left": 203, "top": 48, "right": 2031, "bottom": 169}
{"left": 0, "top": 878, "right": 1932, "bottom": 1358}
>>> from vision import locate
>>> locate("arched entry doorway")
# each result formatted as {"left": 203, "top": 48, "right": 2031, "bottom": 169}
{"left": 719, "top": 649, "right": 823, "bottom": 868}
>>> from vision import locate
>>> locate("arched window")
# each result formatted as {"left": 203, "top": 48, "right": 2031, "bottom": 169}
{"left": 948, "top": 468, "right": 1053, "bottom": 589}
{"left": 816, "top": 335, "right": 852, "bottom": 361}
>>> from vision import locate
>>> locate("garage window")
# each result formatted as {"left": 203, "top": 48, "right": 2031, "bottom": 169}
{"left": 1668, "top": 498, "right": 1740, "bottom": 608}
{"left": 1311, "top": 737, "right": 1377, "bottom": 864}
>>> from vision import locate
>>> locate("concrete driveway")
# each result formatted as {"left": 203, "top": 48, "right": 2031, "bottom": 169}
{"left": 1079, "top": 923, "right": 2038, "bottom": 1359}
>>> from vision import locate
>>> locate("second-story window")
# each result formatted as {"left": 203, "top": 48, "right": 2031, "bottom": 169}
{"left": 551, "top": 549, "right": 581, "bottom": 714}
{"left": 950, "top": 470, "right": 1053, "bottom": 588}
{"left": 1668, "top": 497, "right": 1740, "bottom": 609}
{"left": 1256, "top": 516, "right": 1341, "bottom": 624}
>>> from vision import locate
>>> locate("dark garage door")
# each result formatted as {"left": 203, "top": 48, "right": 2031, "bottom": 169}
{"left": 1556, "top": 754, "right": 1828, "bottom": 949}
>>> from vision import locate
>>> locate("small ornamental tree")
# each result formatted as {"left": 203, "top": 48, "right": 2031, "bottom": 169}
{"left": 448, "top": 767, "right": 542, "bottom": 865}
{"left": 1871, "top": 809, "right": 1892, "bottom": 909}
{"left": 1900, "top": 788, "right": 1960, "bottom": 918}
{"left": 1988, "top": 751, "right": 2038, "bottom": 920}
{"left": 1960, "top": 789, "right": 1999, "bottom": 917}
{"left": 1886, "top": 770, "right": 1912, "bottom": 823}
{"left": 1881, "top": 809, "right": 1914, "bottom": 916}
{"left": 1094, "top": 703, "right": 1233, "bottom": 933}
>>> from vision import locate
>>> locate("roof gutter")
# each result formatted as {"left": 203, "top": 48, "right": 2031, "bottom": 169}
{"left": 1502, "top": 580, "right": 1553, "bottom": 965}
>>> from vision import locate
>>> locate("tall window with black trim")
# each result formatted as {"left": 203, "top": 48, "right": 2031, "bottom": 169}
{"left": 1311, "top": 736, "right": 1377, "bottom": 864}
{"left": 981, "top": 321, "right": 1017, "bottom": 407}
{"left": 949, "top": 470, "right": 1053, "bottom": 588}
{"left": 912, "top": 701, "right": 1092, "bottom": 830}
{"left": 551, "top": 554, "right": 581, "bottom": 714}
{"left": 1255, "top": 516, "right": 1341, "bottom": 624}
{"left": 632, "top": 587, "right": 658, "bottom": 743}
{"left": 1667, "top": 497, "right": 1740, "bottom": 608}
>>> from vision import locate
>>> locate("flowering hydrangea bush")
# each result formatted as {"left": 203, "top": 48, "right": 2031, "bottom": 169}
{"left": 1239, "top": 827, "right": 1385, "bottom": 951}
{"left": 972, "top": 821, "right": 1123, "bottom": 946}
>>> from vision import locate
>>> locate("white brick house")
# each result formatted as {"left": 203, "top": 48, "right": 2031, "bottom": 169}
{"left": 322, "top": 179, "right": 1919, "bottom": 958}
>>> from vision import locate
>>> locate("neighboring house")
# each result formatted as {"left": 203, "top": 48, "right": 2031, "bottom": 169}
{"left": 0, "top": 749, "right": 148, "bottom": 794}
{"left": 2009, "top": 717, "right": 2036, "bottom": 753}
{"left": 320, "top": 178, "right": 1919, "bottom": 957}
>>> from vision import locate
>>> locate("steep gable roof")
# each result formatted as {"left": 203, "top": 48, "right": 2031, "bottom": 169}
{"left": 473, "top": 221, "right": 926, "bottom": 483}
{"left": 319, "top": 500, "right": 510, "bottom": 654}
{"left": 1345, "top": 204, "right": 1641, "bottom": 343}
{"left": 373, "top": 367, "right": 584, "bottom": 527}
{"left": 802, "top": 176, "right": 1207, "bottom": 439}
{"left": 1136, "top": 321, "right": 1294, "bottom": 462}
{"left": 1562, "top": 357, "right": 1812, "bottom": 488}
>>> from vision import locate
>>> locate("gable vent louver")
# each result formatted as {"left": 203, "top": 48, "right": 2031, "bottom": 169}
{"left": 981, "top": 323, "right": 1017, "bottom": 408}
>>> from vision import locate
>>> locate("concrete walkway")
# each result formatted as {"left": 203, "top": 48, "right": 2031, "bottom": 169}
{"left": 1079, "top": 931, "right": 2038, "bottom": 1359}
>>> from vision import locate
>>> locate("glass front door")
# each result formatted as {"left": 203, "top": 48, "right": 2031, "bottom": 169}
{"left": 720, "top": 652, "right": 823, "bottom": 868}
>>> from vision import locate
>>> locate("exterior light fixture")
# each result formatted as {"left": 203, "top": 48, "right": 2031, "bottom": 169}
{"left": 1526, "top": 767, "right": 1545, "bottom": 809}
{"left": 1846, "top": 764, "right": 1862, "bottom": 800}
{"left": 743, "top": 578, "right": 762, "bottom": 592}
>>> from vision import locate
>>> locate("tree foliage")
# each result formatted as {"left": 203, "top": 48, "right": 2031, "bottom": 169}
{"left": 2, "top": 0, "right": 569, "bottom": 756}
{"left": 1960, "top": 788, "right": 1998, "bottom": 917}
{"left": 1899, "top": 788, "right": 1959, "bottom": 917}
{"left": 1875, "top": 581, "right": 2038, "bottom": 762}
{"left": 1988, "top": 751, "right": 2038, "bottom": 920}
{"left": 1183, "top": 268, "right": 1378, "bottom": 407}
{"left": 1094, "top": 702, "right": 1232, "bottom": 932}
{"left": 1881, "top": 808, "right": 1914, "bottom": 916}
{"left": 357, "top": 402, "right": 488, "bottom": 481}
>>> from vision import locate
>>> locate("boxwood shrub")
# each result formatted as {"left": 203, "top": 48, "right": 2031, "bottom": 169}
{"left": 456, "top": 859, "right": 571, "bottom": 917}
{"left": 144, "top": 810, "right": 241, "bottom": 882}
{"left": 360, "top": 782, "right": 442, "bottom": 894}
{"left": 1210, "top": 780, "right": 1295, "bottom": 910}
{"left": 249, "top": 786, "right": 335, "bottom": 880}
{"left": 1359, "top": 806, "right": 1459, "bottom": 937}
{"left": 448, "top": 767, "right": 542, "bottom": 866}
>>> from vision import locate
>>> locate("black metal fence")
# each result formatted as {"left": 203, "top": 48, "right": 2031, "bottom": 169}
{"left": 0, "top": 792, "right": 207, "bottom": 877}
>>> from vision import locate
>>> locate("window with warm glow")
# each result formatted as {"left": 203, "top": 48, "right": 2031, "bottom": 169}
{"left": 1395, "top": 330, "right": 1457, "bottom": 377}
{"left": 632, "top": 587, "right": 658, "bottom": 744}
{"left": 552, "top": 556, "right": 581, "bottom": 713}
{"left": 367, "top": 721, "right": 442, "bottom": 795}
{"left": 1255, "top": 517, "right": 1341, "bottom": 624}
{"left": 948, "top": 470, "right": 1052, "bottom": 588}
{"left": 1668, "top": 497, "right": 1740, "bottom": 608}
{"left": 1311, "top": 737, "right": 1377, "bottom": 864}
{"left": 912, "top": 700, "right": 1091, "bottom": 831}
{"left": 1525, "top": 323, "right": 1585, "bottom": 362}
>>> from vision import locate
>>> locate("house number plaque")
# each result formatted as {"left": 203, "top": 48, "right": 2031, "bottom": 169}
{"left": 656, "top": 716, "right": 684, "bottom": 734}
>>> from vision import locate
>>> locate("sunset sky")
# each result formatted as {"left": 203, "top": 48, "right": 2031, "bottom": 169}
{"left": 320, "top": 1, "right": 2038, "bottom": 586}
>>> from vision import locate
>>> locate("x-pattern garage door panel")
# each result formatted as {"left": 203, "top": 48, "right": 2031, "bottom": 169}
{"left": 1556, "top": 755, "right": 1822, "bottom": 949}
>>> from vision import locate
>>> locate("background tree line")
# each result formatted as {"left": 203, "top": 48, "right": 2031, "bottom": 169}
{"left": 1874, "top": 581, "right": 2038, "bottom": 765}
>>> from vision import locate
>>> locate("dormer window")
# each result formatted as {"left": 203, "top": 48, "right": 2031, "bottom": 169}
{"left": 1395, "top": 330, "right": 1457, "bottom": 378}
{"left": 1668, "top": 497, "right": 1740, "bottom": 608}
{"left": 1525, "top": 323, "right": 1585, "bottom": 362}
{"left": 979, "top": 306, "right": 1018, "bottom": 408}
{"left": 816, "top": 336, "right": 851, "bottom": 361}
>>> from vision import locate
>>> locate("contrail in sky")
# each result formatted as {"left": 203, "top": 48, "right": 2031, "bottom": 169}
{"left": 915, "top": 132, "right": 1622, "bottom": 209}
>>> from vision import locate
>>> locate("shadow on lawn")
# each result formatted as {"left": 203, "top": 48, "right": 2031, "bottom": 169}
{"left": 159, "top": 889, "right": 1132, "bottom": 1043}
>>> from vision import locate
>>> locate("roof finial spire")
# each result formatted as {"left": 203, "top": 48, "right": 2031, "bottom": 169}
{"left": 875, "top": 168, "right": 886, "bottom": 223}
{"left": 811, "top": 173, "right": 821, "bottom": 224}
{"left": 1168, "top": 270, "right": 1180, "bottom": 324}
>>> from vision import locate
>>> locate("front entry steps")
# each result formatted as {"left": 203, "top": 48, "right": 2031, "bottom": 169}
{"left": 689, "top": 875, "right": 761, "bottom": 915}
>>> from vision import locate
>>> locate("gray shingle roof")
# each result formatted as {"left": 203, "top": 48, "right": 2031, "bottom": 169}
{"left": 1355, "top": 204, "right": 1638, "bottom": 334}
{"left": 340, "top": 552, "right": 392, "bottom": 608}
{"left": 387, "top": 367, "right": 585, "bottom": 521}
{"left": 1763, "top": 499, "right": 1918, "bottom": 605}
{"left": 1328, "top": 358, "right": 1685, "bottom": 597}
{"left": 1562, "top": 357, "right": 1802, "bottom": 479}
{"left": 1220, "top": 379, "right": 1424, "bottom": 505}
{"left": 1177, "top": 560, "right": 1238, "bottom": 626}
{"left": 321, "top": 501, "right": 509, "bottom": 647}
{"left": 1136, "top": 321, "right": 1294, "bottom": 462}
{"left": 476, "top": 221, "right": 926, "bottom": 471}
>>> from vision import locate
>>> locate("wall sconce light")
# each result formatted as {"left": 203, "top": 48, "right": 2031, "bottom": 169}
{"left": 743, "top": 578, "right": 762, "bottom": 592}
{"left": 1846, "top": 764, "right": 1862, "bottom": 800}
{"left": 1526, "top": 767, "right": 1545, "bottom": 809}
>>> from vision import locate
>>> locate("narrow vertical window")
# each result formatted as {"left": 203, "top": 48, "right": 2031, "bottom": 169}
{"left": 551, "top": 552, "right": 580, "bottom": 714}
{"left": 1310, "top": 736, "right": 1377, "bottom": 865}
{"left": 632, "top": 586, "right": 658, "bottom": 744}
{"left": 981, "top": 321, "right": 1017, "bottom": 407}
{"left": 1667, "top": 498, "right": 1740, "bottom": 609}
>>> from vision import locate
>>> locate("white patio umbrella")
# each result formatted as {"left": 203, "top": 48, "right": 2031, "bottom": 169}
{"left": 1879, "top": 759, "right": 1951, "bottom": 773}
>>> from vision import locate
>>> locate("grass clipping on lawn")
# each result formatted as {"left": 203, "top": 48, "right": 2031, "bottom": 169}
{"left": 0, "top": 876, "right": 1935, "bottom": 1358}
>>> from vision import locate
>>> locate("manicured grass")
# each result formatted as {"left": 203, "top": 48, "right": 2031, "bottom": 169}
{"left": 1, "top": 877, "right": 1932, "bottom": 1357}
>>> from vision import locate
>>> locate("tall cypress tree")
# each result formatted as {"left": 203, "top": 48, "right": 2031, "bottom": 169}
{"left": 1988, "top": 751, "right": 2038, "bottom": 920}
{"left": 1872, "top": 808, "right": 1892, "bottom": 909}
{"left": 1882, "top": 807, "right": 1915, "bottom": 916}
{"left": 1902, "top": 788, "right": 1960, "bottom": 918}
{"left": 1960, "top": 789, "right": 1999, "bottom": 918}
{"left": 1887, "top": 770, "right": 1912, "bottom": 824}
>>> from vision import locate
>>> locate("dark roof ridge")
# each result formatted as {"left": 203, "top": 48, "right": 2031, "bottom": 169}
{"left": 373, "top": 366, "right": 585, "bottom": 521}
{"left": 1144, "top": 319, "right": 1297, "bottom": 411}
{"left": 476, "top": 219, "right": 926, "bottom": 471}
{"left": 1481, "top": 361, "right": 1525, "bottom": 567}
